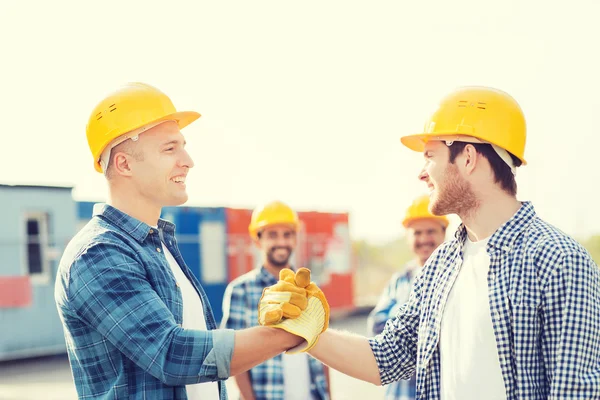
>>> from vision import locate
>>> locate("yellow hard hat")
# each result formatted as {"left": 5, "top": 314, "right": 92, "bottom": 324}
{"left": 249, "top": 201, "right": 299, "bottom": 239}
{"left": 86, "top": 82, "right": 201, "bottom": 173}
{"left": 400, "top": 86, "right": 527, "bottom": 165}
{"left": 402, "top": 195, "right": 449, "bottom": 228}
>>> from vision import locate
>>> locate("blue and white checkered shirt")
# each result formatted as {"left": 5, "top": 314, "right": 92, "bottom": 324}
{"left": 367, "top": 263, "right": 419, "bottom": 400}
{"left": 221, "top": 266, "right": 330, "bottom": 400}
{"left": 55, "top": 204, "right": 234, "bottom": 399}
{"left": 369, "top": 201, "right": 600, "bottom": 399}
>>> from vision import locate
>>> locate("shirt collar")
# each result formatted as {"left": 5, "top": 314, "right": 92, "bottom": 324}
{"left": 93, "top": 203, "right": 176, "bottom": 243}
{"left": 453, "top": 201, "right": 537, "bottom": 252}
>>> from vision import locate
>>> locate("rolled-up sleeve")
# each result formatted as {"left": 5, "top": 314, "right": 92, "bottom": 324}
{"left": 67, "top": 241, "right": 234, "bottom": 386}
{"left": 200, "top": 329, "right": 235, "bottom": 380}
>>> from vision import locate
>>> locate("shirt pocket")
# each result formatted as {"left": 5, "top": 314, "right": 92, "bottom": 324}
{"left": 506, "top": 291, "right": 542, "bottom": 367}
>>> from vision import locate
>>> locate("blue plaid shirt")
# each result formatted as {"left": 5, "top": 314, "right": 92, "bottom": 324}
{"left": 221, "top": 266, "right": 330, "bottom": 400}
{"left": 369, "top": 201, "right": 600, "bottom": 400}
{"left": 54, "top": 204, "right": 234, "bottom": 399}
{"left": 367, "top": 263, "right": 419, "bottom": 400}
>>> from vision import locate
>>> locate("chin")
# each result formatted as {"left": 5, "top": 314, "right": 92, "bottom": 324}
{"left": 166, "top": 194, "right": 189, "bottom": 207}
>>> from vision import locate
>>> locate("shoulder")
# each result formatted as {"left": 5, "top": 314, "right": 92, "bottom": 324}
{"left": 58, "top": 218, "right": 141, "bottom": 279}
{"left": 525, "top": 217, "right": 593, "bottom": 262}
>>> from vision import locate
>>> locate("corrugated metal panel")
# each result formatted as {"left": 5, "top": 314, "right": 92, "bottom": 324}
{"left": 225, "top": 208, "right": 257, "bottom": 282}
{"left": 76, "top": 201, "right": 96, "bottom": 221}
{"left": 298, "top": 211, "right": 355, "bottom": 312}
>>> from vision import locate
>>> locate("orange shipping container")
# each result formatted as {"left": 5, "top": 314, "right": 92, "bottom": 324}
{"left": 298, "top": 211, "right": 355, "bottom": 314}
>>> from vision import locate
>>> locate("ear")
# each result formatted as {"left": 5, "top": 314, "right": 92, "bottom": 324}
{"left": 463, "top": 144, "right": 479, "bottom": 175}
{"left": 113, "top": 152, "right": 134, "bottom": 177}
{"left": 252, "top": 237, "right": 262, "bottom": 249}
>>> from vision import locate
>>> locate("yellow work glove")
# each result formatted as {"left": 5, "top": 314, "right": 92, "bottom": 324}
{"left": 258, "top": 268, "right": 309, "bottom": 325}
{"left": 259, "top": 268, "right": 330, "bottom": 354}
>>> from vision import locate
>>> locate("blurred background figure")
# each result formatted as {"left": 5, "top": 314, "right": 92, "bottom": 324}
{"left": 221, "top": 200, "right": 331, "bottom": 400}
{"left": 366, "top": 194, "right": 448, "bottom": 400}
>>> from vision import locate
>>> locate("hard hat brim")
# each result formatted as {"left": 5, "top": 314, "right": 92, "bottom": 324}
{"left": 94, "top": 110, "right": 201, "bottom": 172}
{"left": 249, "top": 221, "right": 298, "bottom": 239}
{"left": 400, "top": 133, "right": 527, "bottom": 165}
{"left": 400, "top": 134, "right": 427, "bottom": 153}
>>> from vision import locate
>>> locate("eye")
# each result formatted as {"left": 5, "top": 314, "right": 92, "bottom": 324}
{"left": 165, "top": 147, "right": 175, "bottom": 152}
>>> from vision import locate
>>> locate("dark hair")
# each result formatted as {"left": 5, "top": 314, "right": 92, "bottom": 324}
{"left": 447, "top": 142, "right": 522, "bottom": 196}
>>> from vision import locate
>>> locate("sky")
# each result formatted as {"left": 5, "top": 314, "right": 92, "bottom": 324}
{"left": 1, "top": 0, "right": 599, "bottom": 244}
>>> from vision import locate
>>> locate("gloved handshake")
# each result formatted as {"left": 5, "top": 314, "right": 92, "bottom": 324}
{"left": 258, "top": 268, "right": 329, "bottom": 354}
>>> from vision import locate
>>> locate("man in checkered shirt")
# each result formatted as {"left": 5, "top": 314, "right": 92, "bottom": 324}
{"left": 291, "top": 86, "right": 600, "bottom": 399}
{"left": 221, "top": 201, "right": 331, "bottom": 400}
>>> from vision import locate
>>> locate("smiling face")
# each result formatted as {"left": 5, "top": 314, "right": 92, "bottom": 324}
{"left": 255, "top": 224, "right": 297, "bottom": 269}
{"left": 418, "top": 140, "right": 477, "bottom": 217}
{"left": 111, "top": 121, "right": 195, "bottom": 208}
{"left": 406, "top": 219, "right": 446, "bottom": 265}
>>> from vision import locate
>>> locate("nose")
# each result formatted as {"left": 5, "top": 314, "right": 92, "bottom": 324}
{"left": 275, "top": 236, "right": 290, "bottom": 247}
{"left": 179, "top": 148, "right": 195, "bottom": 169}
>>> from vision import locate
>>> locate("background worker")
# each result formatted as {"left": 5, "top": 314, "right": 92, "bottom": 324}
{"left": 367, "top": 194, "right": 448, "bottom": 400}
{"left": 221, "top": 201, "right": 331, "bottom": 400}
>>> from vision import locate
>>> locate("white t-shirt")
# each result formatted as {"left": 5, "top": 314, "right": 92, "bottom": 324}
{"left": 162, "top": 242, "right": 220, "bottom": 400}
{"left": 282, "top": 352, "right": 314, "bottom": 400}
{"left": 439, "top": 236, "right": 506, "bottom": 400}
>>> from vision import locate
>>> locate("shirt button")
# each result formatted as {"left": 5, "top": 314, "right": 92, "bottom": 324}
{"left": 176, "top": 282, "right": 180, "bottom": 288}
{"left": 491, "top": 273, "right": 496, "bottom": 282}
{"left": 495, "top": 311, "right": 501, "bottom": 321}
{"left": 156, "top": 247, "right": 162, "bottom": 253}
{"left": 149, "top": 229, "right": 154, "bottom": 234}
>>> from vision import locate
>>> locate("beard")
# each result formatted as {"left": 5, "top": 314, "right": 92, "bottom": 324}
{"left": 266, "top": 246, "right": 293, "bottom": 268}
{"left": 430, "top": 163, "right": 478, "bottom": 217}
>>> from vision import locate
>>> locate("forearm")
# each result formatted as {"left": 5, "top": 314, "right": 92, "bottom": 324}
{"left": 233, "top": 371, "right": 255, "bottom": 400}
{"left": 309, "top": 329, "right": 382, "bottom": 385}
{"left": 230, "top": 326, "right": 302, "bottom": 376}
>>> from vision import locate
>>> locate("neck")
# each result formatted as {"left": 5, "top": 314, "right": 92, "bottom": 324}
{"left": 107, "top": 183, "right": 161, "bottom": 226}
{"left": 263, "top": 263, "right": 291, "bottom": 279}
{"left": 459, "top": 189, "right": 521, "bottom": 242}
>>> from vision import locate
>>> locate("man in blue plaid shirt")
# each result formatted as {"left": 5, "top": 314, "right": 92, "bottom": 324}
{"left": 221, "top": 200, "right": 331, "bottom": 400}
{"left": 367, "top": 195, "right": 448, "bottom": 400}
{"left": 55, "top": 83, "right": 308, "bottom": 399}
{"left": 278, "top": 86, "right": 600, "bottom": 399}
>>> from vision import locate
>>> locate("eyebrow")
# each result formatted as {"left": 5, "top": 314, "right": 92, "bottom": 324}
{"left": 162, "top": 139, "right": 186, "bottom": 147}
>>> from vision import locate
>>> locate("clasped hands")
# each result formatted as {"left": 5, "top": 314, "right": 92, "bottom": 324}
{"left": 258, "top": 268, "right": 329, "bottom": 354}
